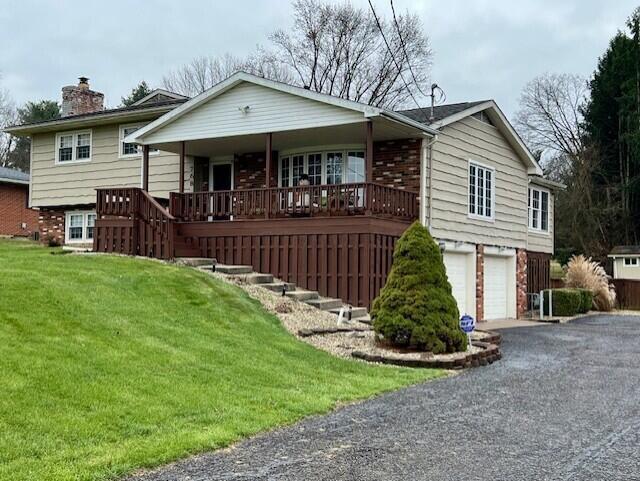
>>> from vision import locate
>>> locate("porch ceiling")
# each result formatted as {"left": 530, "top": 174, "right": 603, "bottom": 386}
{"left": 148, "top": 117, "right": 426, "bottom": 157}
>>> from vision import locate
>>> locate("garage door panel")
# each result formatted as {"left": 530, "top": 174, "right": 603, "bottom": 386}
{"left": 484, "top": 256, "right": 508, "bottom": 320}
{"left": 443, "top": 252, "right": 467, "bottom": 317}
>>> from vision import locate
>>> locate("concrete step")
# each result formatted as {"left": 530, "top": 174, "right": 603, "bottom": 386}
{"left": 214, "top": 265, "right": 253, "bottom": 275}
{"left": 233, "top": 273, "right": 274, "bottom": 284}
{"left": 262, "top": 282, "right": 297, "bottom": 293}
{"left": 329, "top": 306, "right": 369, "bottom": 320}
{"left": 177, "top": 257, "right": 215, "bottom": 267}
{"left": 285, "top": 290, "right": 319, "bottom": 302}
{"left": 305, "top": 298, "right": 343, "bottom": 310}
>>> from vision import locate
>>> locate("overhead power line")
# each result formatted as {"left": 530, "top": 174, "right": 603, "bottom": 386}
{"left": 366, "top": 0, "right": 430, "bottom": 118}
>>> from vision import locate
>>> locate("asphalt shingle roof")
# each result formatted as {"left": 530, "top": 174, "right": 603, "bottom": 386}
{"left": 396, "top": 101, "right": 488, "bottom": 124}
{"left": 610, "top": 245, "right": 640, "bottom": 255}
{"left": 0, "top": 166, "right": 29, "bottom": 183}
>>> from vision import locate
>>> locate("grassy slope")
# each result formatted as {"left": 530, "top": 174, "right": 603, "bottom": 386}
{"left": 0, "top": 240, "right": 441, "bottom": 481}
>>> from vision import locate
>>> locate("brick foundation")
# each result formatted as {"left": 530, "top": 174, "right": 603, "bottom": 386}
{"left": 476, "top": 244, "right": 485, "bottom": 322}
{"left": 0, "top": 183, "right": 38, "bottom": 237}
{"left": 39, "top": 208, "right": 66, "bottom": 245}
{"left": 516, "top": 249, "right": 528, "bottom": 318}
{"left": 371, "top": 138, "right": 421, "bottom": 191}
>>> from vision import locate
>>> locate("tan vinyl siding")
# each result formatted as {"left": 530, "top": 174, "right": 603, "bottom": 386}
{"left": 429, "top": 116, "right": 528, "bottom": 249}
{"left": 527, "top": 192, "right": 554, "bottom": 254}
{"left": 31, "top": 124, "right": 183, "bottom": 207}
{"left": 143, "top": 82, "right": 365, "bottom": 144}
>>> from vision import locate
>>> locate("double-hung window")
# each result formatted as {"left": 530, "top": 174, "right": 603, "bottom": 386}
{"left": 528, "top": 187, "right": 549, "bottom": 232}
{"left": 56, "top": 130, "right": 92, "bottom": 164}
{"left": 65, "top": 211, "right": 96, "bottom": 243}
{"left": 468, "top": 161, "right": 494, "bottom": 220}
{"left": 119, "top": 124, "right": 157, "bottom": 158}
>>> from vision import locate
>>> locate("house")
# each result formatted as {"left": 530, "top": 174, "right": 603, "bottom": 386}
{"left": 0, "top": 166, "right": 38, "bottom": 238}
{"left": 4, "top": 72, "right": 561, "bottom": 320}
{"left": 608, "top": 246, "right": 640, "bottom": 280}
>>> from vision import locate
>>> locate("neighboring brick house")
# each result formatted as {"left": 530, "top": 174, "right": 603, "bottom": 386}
{"left": 0, "top": 167, "right": 38, "bottom": 238}
{"left": 5, "top": 72, "right": 562, "bottom": 320}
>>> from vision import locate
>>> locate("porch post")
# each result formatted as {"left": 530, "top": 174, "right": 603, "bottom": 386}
{"left": 365, "top": 121, "right": 373, "bottom": 183}
{"left": 142, "top": 145, "right": 150, "bottom": 191}
{"left": 179, "top": 141, "right": 185, "bottom": 193}
{"left": 265, "top": 132, "right": 272, "bottom": 219}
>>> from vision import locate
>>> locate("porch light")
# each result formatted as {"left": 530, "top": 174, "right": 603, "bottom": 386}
{"left": 438, "top": 241, "right": 446, "bottom": 253}
{"left": 238, "top": 105, "right": 251, "bottom": 114}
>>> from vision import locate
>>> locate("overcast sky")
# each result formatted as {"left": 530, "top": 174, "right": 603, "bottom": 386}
{"left": 0, "top": 0, "right": 637, "bottom": 119}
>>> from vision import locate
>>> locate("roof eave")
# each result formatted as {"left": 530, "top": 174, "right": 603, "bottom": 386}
{"left": 0, "top": 177, "right": 29, "bottom": 185}
{"left": 3, "top": 104, "right": 181, "bottom": 136}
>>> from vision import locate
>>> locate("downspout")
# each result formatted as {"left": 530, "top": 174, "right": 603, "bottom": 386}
{"left": 420, "top": 133, "right": 438, "bottom": 228}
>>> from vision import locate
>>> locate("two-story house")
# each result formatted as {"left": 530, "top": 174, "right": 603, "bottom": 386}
{"left": 5, "top": 72, "right": 561, "bottom": 321}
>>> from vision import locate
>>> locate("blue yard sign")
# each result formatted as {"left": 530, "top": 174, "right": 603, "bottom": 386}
{"left": 459, "top": 314, "right": 475, "bottom": 333}
{"left": 459, "top": 314, "right": 475, "bottom": 351}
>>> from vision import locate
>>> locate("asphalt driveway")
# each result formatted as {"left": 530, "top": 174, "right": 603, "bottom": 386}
{"left": 129, "top": 315, "right": 640, "bottom": 481}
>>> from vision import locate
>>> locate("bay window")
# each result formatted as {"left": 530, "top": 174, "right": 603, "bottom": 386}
{"left": 279, "top": 148, "right": 364, "bottom": 187}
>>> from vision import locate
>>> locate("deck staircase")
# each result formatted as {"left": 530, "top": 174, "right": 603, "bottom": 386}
{"left": 178, "top": 258, "right": 371, "bottom": 323}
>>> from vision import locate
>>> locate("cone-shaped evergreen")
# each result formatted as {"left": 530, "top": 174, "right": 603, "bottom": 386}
{"left": 371, "top": 221, "right": 467, "bottom": 354}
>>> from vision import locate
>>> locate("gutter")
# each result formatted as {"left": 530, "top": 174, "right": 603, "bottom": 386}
{"left": 379, "top": 110, "right": 439, "bottom": 136}
{"left": 4, "top": 104, "right": 181, "bottom": 136}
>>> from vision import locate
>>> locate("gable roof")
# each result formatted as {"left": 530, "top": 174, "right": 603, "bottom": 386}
{"left": 127, "top": 71, "right": 437, "bottom": 144}
{"left": 132, "top": 89, "right": 188, "bottom": 106}
{"left": 0, "top": 166, "right": 29, "bottom": 185}
{"left": 399, "top": 100, "right": 542, "bottom": 176}
{"left": 398, "top": 101, "right": 488, "bottom": 124}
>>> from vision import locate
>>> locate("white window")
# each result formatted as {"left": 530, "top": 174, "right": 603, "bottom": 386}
{"left": 624, "top": 257, "right": 639, "bottom": 267}
{"left": 528, "top": 187, "right": 549, "bottom": 232}
{"left": 65, "top": 211, "right": 96, "bottom": 243}
{"left": 278, "top": 148, "right": 364, "bottom": 187}
{"left": 468, "top": 161, "right": 494, "bottom": 220}
{"left": 119, "top": 124, "right": 158, "bottom": 158}
{"left": 55, "top": 130, "right": 92, "bottom": 164}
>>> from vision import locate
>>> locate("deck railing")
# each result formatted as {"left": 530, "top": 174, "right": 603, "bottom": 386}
{"left": 94, "top": 188, "right": 175, "bottom": 259}
{"left": 169, "top": 183, "right": 418, "bottom": 222}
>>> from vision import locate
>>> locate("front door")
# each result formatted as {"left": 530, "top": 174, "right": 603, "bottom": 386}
{"left": 212, "top": 163, "right": 232, "bottom": 191}
{"left": 209, "top": 161, "right": 233, "bottom": 220}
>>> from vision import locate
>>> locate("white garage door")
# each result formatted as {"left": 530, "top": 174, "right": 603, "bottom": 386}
{"left": 443, "top": 252, "right": 468, "bottom": 317}
{"left": 484, "top": 256, "right": 508, "bottom": 320}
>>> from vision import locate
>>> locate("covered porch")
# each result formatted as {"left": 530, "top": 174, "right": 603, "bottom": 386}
{"left": 139, "top": 118, "right": 423, "bottom": 223}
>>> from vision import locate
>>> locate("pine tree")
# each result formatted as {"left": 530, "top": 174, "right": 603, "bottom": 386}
{"left": 371, "top": 221, "right": 467, "bottom": 354}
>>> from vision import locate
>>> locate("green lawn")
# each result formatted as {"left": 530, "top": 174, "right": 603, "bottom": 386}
{"left": 0, "top": 240, "right": 441, "bottom": 481}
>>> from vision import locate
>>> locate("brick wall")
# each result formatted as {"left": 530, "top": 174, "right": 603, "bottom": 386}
{"left": 372, "top": 138, "right": 422, "bottom": 191}
{"left": 234, "top": 152, "right": 277, "bottom": 190}
{"left": 516, "top": 249, "right": 528, "bottom": 318}
{"left": 476, "top": 244, "right": 485, "bottom": 322}
{"left": 0, "top": 183, "right": 38, "bottom": 237}
{"left": 38, "top": 208, "right": 66, "bottom": 245}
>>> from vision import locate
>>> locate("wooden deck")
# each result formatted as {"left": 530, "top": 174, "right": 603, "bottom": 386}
{"left": 94, "top": 185, "right": 417, "bottom": 307}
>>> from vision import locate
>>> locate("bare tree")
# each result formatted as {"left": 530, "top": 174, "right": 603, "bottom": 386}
{"left": 514, "top": 73, "right": 588, "bottom": 165}
{"left": 269, "top": 0, "right": 431, "bottom": 108}
{"left": 162, "top": 0, "right": 431, "bottom": 108}
{"left": 162, "top": 52, "right": 292, "bottom": 97}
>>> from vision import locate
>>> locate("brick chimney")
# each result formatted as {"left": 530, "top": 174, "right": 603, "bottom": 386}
{"left": 61, "top": 77, "right": 104, "bottom": 117}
